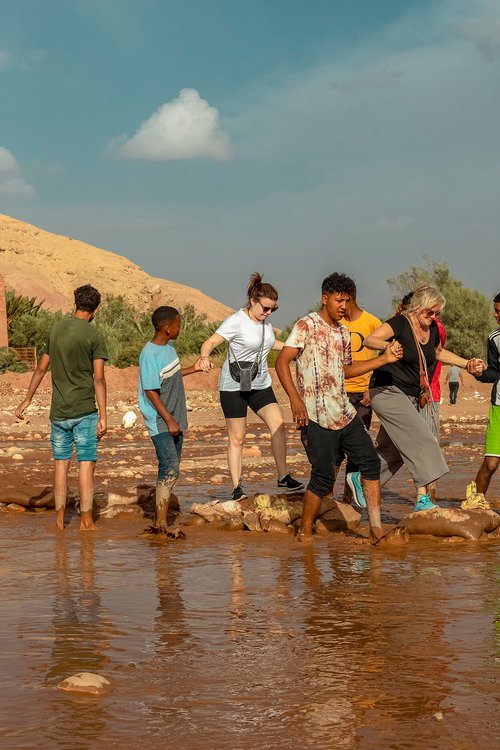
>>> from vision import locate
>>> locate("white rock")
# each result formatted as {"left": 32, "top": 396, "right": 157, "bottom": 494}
{"left": 58, "top": 672, "right": 110, "bottom": 695}
{"left": 6, "top": 445, "right": 23, "bottom": 455}
{"left": 11, "top": 453, "right": 24, "bottom": 461}
{"left": 121, "top": 410, "right": 137, "bottom": 429}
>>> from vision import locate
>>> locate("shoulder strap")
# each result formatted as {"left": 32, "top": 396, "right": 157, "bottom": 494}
{"left": 404, "top": 315, "right": 433, "bottom": 394}
{"left": 228, "top": 321, "right": 265, "bottom": 371}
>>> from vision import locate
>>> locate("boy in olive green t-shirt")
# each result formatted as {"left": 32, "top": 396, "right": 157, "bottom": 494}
{"left": 16, "top": 285, "right": 108, "bottom": 531}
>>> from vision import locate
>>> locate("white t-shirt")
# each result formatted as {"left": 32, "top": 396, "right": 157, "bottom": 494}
{"left": 216, "top": 309, "right": 275, "bottom": 392}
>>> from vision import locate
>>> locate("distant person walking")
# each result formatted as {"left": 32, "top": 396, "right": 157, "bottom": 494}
{"left": 200, "top": 273, "right": 304, "bottom": 501}
{"left": 446, "top": 365, "right": 463, "bottom": 404}
{"left": 364, "top": 285, "right": 484, "bottom": 512}
{"left": 15, "top": 285, "right": 107, "bottom": 531}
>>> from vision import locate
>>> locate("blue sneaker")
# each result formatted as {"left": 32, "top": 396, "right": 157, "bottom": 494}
{"left": 413, "top": 494, "right": 438, "bottom": 512}
{"left": 346, "top": 472, "right": 366, "bottom": 509}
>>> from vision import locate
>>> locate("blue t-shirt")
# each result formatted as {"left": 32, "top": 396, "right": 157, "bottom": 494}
{"left": 138, "top": 341, "right": 188, "bottom": 437}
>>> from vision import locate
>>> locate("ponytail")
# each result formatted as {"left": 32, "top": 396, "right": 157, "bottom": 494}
{"left": 246, "top": 272, "right": 278, "bottom": 305}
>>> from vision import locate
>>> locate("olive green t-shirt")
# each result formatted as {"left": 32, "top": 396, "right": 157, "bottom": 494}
{"left": 46, "top": 318, "right": 108, "bottom": 421}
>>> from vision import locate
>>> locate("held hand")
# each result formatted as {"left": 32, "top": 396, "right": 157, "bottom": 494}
{"left": 291, "top": 397, "right": 309, "bottom": 427}
{"left": 383, "top": 340, "right": 403, "bottom": 364}
{"left": 97, "top": 418, "right": 107, "bottom": 439}
{"left": 466, "top": 358, "right": 485, "bottom": 375}
{"left": 15, "top": 399, "right": 30, "bottom": 421}
{"left": 167, "top": 418, "right": 181, "bottom": 436}
{"left": 360, "top": 390, "right": 371, "bottom": 407}
{"left": 198, "top": 355, "right": 213, "bottom": 373}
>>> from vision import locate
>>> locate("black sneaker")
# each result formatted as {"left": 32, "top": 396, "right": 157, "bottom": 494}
{"left": 277, "top": 474, "right": 305, "bottom": 493}
{"left": 231, "top": 485, "right": 248, "bottom": 501}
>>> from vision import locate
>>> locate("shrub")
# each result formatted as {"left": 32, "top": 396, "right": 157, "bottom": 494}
{"left": 0, "top": 348, "right": 28, "bottom": 373}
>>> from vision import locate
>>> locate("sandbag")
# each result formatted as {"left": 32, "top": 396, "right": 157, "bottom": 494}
{"left": 0, "top": 486, "right": 55, "bottom": 509}
{"left": 399, "top": 507, "right": 500, "bottom": 541}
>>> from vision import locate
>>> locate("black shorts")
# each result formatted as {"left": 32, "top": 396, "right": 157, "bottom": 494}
{"left": 301, "top": 416, "right": 380, "bottom": 498}
{"left": 336, "top": 391, "right": 373, "bottom": 469}
{"left": 219, "top": 386, "right": 278, "bottom": 419}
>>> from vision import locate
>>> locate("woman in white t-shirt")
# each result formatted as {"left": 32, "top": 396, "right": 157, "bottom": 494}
{"left": 200, "top": 273, "right": 304, "bottom": 501}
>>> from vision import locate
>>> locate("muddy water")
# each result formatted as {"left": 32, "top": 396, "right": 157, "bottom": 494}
{"left": 0, "top": 507, "right": 498, "bottom": 750}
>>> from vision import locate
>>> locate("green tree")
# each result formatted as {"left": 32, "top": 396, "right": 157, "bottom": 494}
{"left": 9, "top": 308, "right": 67, "bottom": 351}
{"left": 387, "top": 256, "right": 494, "bottom": 359}
{"left": 93, "top": 295, "right": 153, "bottom": 368}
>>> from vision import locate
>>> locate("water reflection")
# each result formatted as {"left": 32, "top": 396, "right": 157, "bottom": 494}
{"left": 1, "top": 513, "right": 498, "bottom": 750}
{"left": 43, "top": 535, "right": 116, "bottom": 747}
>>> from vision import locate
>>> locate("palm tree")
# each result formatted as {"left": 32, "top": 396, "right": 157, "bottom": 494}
{"left": 5, "top": 290, "right": 44, "bottom": 335}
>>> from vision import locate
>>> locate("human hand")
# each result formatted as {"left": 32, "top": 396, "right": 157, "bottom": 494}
{"left": 198, "top": 355, "right": 213, "bottom": 373}
{"left": 360, "top": 390, "right": 371, "bottom": 407}
{"left": 97, "top": 417, "right": 107, "bottom": 439}
{"left": 466, "top": 358, "right": 485, "bottom": 375}
{"left": 15, "top": 399, "right": 31, "bottom": 421}
{"left": 167, "top": 418, "right": 181, "bottom": 436}
{"left": 383, "top": 341, "right": 403, "bottom": 363}
{"left": 291, "top": 397, "right": 309, "bottom": 427}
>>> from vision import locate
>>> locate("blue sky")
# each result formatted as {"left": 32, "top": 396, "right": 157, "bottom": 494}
{"left": 1, "top": 0, "right": 499, "bottom": 325}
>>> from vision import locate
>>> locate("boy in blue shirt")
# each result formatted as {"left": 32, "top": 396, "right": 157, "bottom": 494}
{"left": 139, "top": 306, "right": 208, "bottom": 532}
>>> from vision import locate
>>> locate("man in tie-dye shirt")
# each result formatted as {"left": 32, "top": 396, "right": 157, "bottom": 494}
{"left": 276, "top": 273, "right": 402, "bottom": 541}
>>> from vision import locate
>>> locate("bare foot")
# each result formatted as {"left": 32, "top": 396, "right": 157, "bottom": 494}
{"left": 369, "top": 526, "right": 385, "bottom": 544}
{"left": 55, "top": 509, "right": 65, "bottom": 530}
{"left": 295, "top": 527, "right": 314, "bottom": 543}
{"left": 79, "top": 511, "right": 98, "bottom": 531}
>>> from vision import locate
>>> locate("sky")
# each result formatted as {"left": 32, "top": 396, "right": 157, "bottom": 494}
{"left": 1, "top": 0, "right": 499, "bottom": 326}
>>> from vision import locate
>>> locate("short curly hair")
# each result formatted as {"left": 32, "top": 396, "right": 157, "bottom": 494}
{"left": 74, "top": 285, "right": 101, "bottom": 312}
{"left": 321, "top": 273, "right": 356, "bottom": 297}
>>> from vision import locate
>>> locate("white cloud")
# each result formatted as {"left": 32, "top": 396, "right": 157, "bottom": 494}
{"left": 0, "top": 148, "right": 35, "bottom": 199}
{"left": 0, "top": 50, "right": 11, "bottom": 71}
{"left": 115, "top": 88, "right": 230, "bottom": 161}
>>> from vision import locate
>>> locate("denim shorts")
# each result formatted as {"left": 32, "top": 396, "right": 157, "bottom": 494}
{"left": 50, "top": 412, "right": 99, "bottom": 462}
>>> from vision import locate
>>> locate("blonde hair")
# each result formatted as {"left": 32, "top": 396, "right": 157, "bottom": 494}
{"left": 406, "top": 285, "right": 445, "bottom": 315}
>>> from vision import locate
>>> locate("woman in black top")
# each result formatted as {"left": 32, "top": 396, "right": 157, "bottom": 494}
{"left": 363, "top": 286, "right": 484, "bottom": 512}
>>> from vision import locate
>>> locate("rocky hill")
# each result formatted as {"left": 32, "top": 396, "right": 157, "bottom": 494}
{"left": 0, "top": 214, "right": 232, "bottom": 321}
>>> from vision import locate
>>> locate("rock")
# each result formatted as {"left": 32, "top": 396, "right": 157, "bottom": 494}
{"left": 100, "top": 504, "right": 144, "bottom": 519}
{"left": 209, "top": 474, "right": 227, "bottom": 484}
{"left": 242, "top": 511, "right": 263, "bottom": 532}
{"left": 318, "top": 499, "right": 361, "bottom": 531}
{"left": 124, "top": 433, "right": 134, "bottom": 441}
{"left": 121, "top": 469, "right": 135, "bottom": 477}
{"left": 11, "top": 453, "right": 24, "bottom": 461}
{"left": 182, "top": 514, "right": 207, "bottom": 527}
{"left": 263, "top": 518, "right": 290, "bottom": 534}
{"left": 190, "top": 500, "right": 241, "bottom": 522}
{"left": 142, "top": 430, "right": 149, "bottom": 438}
{"left": 33, "top": 433, "right": 42, "bottom": 439}
{"left": 121, "top": 410, "right": 137, "bottom": 429}
{"left": 242, "top": 446, "right": 261, "bottom": 457}
{"left": 6, "top": 445, "right": 23, "bottom": 456}
{"left": 58, "top": 672, "right": 111, "bottom": 695}
{"left": 218, "top": 519, "right": 245, "bottom": 532}
{"left": 6, "top": 503, "right": 26, "bottom": 512}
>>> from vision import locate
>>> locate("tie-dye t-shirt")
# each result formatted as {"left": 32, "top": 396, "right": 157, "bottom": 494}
{"left": 284, "top": 312, "right": 356, "bottom": 430}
